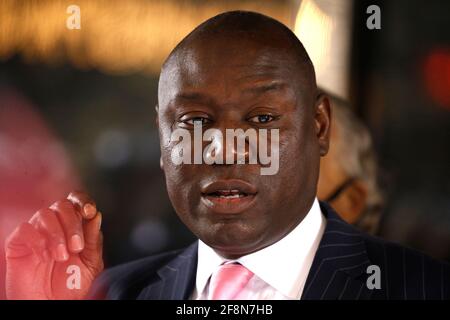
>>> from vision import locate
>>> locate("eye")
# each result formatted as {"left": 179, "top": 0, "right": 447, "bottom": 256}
{"left": 181, "top": 116, "right": 210, "bottom": 126}
{"left": 248, "top": 114, "right": 275, "bottom": 124}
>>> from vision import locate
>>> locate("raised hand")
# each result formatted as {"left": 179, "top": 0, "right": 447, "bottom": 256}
{"left": 5, "top": 191, "right": 103, "bottom": 300}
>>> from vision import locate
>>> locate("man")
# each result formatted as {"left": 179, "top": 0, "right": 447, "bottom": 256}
{"left": 5, "top": 11, "right": 450, "bottom": 300}
{"left": 317, "top": 92, "right": 383, "bottom": 235}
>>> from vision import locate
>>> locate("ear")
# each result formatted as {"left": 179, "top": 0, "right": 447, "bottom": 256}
{"left": 314, "top": 93, "right": 331, "bottom": 157}
{"left": 340, "top": 180, "right": 368, "bottom": 223}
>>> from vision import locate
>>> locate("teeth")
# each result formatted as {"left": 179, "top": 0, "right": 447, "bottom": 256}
{"left": 219, "top": 194, "right": 242, "bottom": 199}
{"left": 217, "top": 189, "right": 240, "bottom": 194}
{"left": 207, "top": 189, "right": 248, "bottom": 198}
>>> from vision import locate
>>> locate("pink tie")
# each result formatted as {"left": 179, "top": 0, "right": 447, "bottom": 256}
{"left": 209, "top": 263, "right": 254, "bottom": 300}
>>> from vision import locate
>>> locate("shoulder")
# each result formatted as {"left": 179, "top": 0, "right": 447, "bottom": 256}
{"left": 320, "top": 201, "right": 450, "bottom": 299}
{"left": 362, "top": 230, "right": 449, "bottom": 272}
{"left": 360, "top": 229, "right": 450, "bottom": 299}
{"left": 87, "top": 249, "right": 183, "bottom": 300}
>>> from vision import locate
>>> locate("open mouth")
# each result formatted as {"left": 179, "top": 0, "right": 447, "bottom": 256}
{"left": 207, "top": 189, "right": 249, "bottom": 199}
{"left": 200, "top": 179, "right": 257, "bottom": 214}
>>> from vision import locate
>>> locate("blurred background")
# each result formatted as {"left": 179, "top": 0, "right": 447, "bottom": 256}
{"left": 0, "top": 0, "right": 449, "bottom": 299}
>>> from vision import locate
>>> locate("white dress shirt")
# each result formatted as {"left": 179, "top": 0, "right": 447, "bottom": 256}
{"left": 191, "top": 198, "right": 326, "bottom": 300}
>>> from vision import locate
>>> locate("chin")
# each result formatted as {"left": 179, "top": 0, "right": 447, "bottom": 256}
{"left": 201, "top": 222, "right": 265, "bottom": 257}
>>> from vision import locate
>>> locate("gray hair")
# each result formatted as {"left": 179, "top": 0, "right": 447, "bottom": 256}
{"left": 328, "top": 93, "right": 384, "bottom": 235}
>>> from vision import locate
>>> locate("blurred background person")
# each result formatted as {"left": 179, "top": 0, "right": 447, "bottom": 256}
{"left": 317, "top": 91, "right": 384, "bottom": 235}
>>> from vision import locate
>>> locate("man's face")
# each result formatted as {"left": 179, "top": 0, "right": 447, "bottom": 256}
{"left": 157, "top": 35, "right": 328, "bottom": 258}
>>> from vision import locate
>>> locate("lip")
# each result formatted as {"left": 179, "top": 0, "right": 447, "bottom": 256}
{"left": 201, "top": 179, "right": 258, "bottom": 215}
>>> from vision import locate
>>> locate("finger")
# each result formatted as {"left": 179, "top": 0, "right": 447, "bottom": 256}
{"left": 51, "top": 199, "right": 84, "bottom": 254}
{"left": 81, "top": 212, "right": 103, "bottom": 274}
{"left": 67, "top": 191, "right": 97, "bottom": 219}
{"left": 5, "top": 222, "right": 49, "bottom": 263}
{"left": 30, "top": 208, "right": 69, "bottom": 262}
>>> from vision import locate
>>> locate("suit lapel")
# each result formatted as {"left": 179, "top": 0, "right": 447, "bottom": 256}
{"left": 137, "top": 242, "right": 198, "bottom": 300}
{"left": 301, "top": 202, "right": 373, "bottom": 300}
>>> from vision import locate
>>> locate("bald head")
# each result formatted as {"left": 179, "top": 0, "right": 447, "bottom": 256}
{"left": 159, "top": 10, "right": 317, "bottom": 108}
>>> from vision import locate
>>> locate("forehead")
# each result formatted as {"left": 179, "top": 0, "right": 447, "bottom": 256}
{"left": 158, "top": 40, "right": 305, "bottom": 108}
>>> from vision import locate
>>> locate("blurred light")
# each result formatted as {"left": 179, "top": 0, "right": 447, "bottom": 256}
{"left": 130, "top": 219, "right": 169, "bottom": 254}
{"left": 294, "top": 0, "right": 353, "bottom": 98}
{"left": 294, "top": 0, "right": 333, "bottom": 76}
{"left": 0, "top": 0, "right": 292, "bottom": 75}
{"left": 94, "top": 129, "right": 131, "bottom": 168}
{"left": 423, "top": 49, "right": 450, "bottom": 109}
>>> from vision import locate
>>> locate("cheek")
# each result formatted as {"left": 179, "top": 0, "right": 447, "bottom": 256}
{"left": 277, "top": 128, "right": 305, "bottom": 174}
{"left": 164, "top": 164, "right": 193, "bottom": 200}
{"left": 163, "top": 161, "right": 205, "bottom": 222}
{"left": 276, "top": 125, "right": 319, "bottom": 187}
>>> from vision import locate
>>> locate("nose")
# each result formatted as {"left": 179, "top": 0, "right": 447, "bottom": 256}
{"left": 203, "top": 126, "right": 256, "bottom": 165}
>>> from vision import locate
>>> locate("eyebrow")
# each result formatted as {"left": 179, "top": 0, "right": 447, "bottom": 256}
{"left": 171, "top": 81, "right": 286, "bottom": 106}
{"left": 242, "top": 81, "right": 287, "bottom": 95}
{"left": 170, "top": 92, "right": 216, "bottom": 108}
{"left": 175, "top": 92, "right": 209, "bottom": 102}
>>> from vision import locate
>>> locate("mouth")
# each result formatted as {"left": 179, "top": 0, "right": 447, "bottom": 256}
{"left": 200, "top": 179, "right": 258, "bottom": 215}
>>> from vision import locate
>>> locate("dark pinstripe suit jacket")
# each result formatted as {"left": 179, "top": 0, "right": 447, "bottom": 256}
{"left": 89, "top": 202, "right": 450, "bottom": 300}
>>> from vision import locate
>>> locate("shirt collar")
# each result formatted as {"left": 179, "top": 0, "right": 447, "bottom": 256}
{"left": 195, "top": 198, "right": 325, "bottom": 299}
